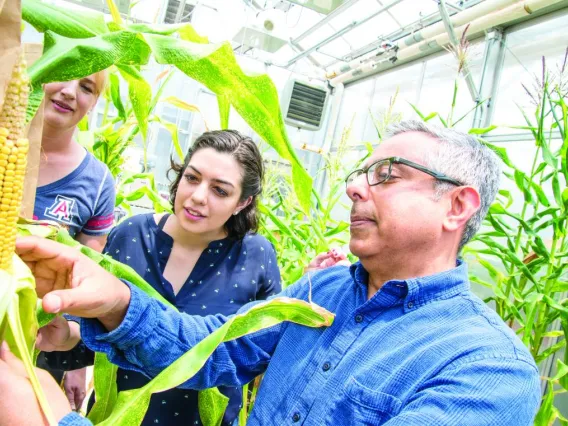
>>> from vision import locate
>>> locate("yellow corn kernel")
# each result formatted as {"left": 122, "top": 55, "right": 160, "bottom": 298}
{"left": 0, "top": 53, "right": 29, "bottom": 271}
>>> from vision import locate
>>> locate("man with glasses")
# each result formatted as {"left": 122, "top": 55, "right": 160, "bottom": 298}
{"left": 1, "top": 121, "right": 540, "bottom": 425}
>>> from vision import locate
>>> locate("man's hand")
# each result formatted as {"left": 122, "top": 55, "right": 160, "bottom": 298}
{"left": 0, "top": 343, "right": 71, "bottom": 425}
{"left": 305, "top": 248, "right": 351, "bottom": 273}
{"left": 16, "top": 236, "right": 131, "bottom": 331}
{"left": 63, "top": 368, "right": 88, "bottom": 412}
{"left": 36, "top": 316, "right": 81, "bottom": 352}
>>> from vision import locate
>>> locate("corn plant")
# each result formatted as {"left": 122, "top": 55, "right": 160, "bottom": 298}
{"left": 463, "top": 55, "right": 568, "bottom": 425}
{"left": 0, "top": 52, "right": 57, "bottom": 425}
{"left": 259, "top": 126, "right": 370, "bottom": 286}
{"left": 22, "top": 0, "right": 313, "bottom": 212}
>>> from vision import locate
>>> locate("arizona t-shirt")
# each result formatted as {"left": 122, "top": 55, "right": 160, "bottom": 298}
{"left": 33, "top": 150, "right": 116, "bottom": 237}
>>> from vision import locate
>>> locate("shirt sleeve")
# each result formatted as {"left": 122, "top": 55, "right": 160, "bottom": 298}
{"left": 382, "top": 357, "right": 541, "bottom": 426}
{"left": 81, "top": 167, "right": 115, "bottom": 236}
{"left": 59, "top": 412, "right": 93, "bottom": 426}
{"left": 80, "top": 280, "right": 303, "bottom": 390}
{"left": 256, "top": 241, "right": 281, "bottom": 300}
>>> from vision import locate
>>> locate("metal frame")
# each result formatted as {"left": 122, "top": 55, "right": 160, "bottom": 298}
{"left": 284, "top": 0, "right": 406, "bottom": 68}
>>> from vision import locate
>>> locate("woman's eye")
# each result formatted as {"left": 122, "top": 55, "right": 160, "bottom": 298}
{"left": 215, "top": 187, "right": 228, "bottom": 197}
{"left": 81, "top": 85, "right": 93, "bottom": 93}
{"left": 185, "top": 174, "right": 198, "bottom": 182}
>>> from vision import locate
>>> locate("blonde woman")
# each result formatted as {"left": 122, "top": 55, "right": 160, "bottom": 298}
{"left": 35, "top": 71, "right": 116, "bottom": 411}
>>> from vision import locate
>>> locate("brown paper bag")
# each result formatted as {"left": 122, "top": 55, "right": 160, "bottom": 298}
{"left": 0, "top": 0, "right": 44, "bottom": 218}
{"left": 22, "top": 43, "right": 45, "bottom": 219}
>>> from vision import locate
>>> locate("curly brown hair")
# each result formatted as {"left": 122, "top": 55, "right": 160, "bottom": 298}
{"left": 168, "top": 130, "right": 264, "bottom": 240}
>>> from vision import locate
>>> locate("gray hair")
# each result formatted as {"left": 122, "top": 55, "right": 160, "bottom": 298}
{"left": 385, "top": 120, "right": 502, "bottom": 252}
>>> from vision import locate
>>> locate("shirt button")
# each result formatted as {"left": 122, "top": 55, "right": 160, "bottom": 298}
{"left": 292, "top": 412, "right": 301, "bottom": 422}
{"left": 322, "top": 362, "right": 331, "bottom": 372}
{"left": 355, "top": 314, "right": 363, "bottom": 323}
{"left": 407, "top": 301, "right": 414, "bottom": 309}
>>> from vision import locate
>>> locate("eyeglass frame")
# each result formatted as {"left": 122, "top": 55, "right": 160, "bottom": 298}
{"left": 345, "top": 156, "right": 464, "bottom": 187}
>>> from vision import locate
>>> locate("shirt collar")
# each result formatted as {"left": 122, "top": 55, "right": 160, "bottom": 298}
{"left": 349, "top": 259, "right": 470, "bottom": 313}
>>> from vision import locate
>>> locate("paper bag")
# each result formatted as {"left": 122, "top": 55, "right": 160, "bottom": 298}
{"left": 0, "top": 0, "right": 44, "bottom": 219}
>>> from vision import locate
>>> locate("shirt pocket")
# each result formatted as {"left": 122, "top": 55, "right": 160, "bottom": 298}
{"left": 334, "top": 377, "right": 402, "bottom": 425}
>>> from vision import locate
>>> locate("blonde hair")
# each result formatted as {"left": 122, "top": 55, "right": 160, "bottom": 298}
{"left": 92, "top": 69, "right": 108, "bottom": 96}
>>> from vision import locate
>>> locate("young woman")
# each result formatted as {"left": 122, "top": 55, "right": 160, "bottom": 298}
{"left": 35, "top": 72, "right": 116, "bottom": 410}
{"left": 40, "top": 130, "right": 281, "bottom": 426}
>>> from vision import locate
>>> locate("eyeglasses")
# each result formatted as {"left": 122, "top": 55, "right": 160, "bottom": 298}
{"left": 345, "top": 156, "right": 464, "bottom": 187}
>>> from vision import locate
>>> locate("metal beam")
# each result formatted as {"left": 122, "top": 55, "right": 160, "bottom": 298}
{"left": 284, "top": 0, "right": 405, "bottom": 67}
{"left": 291, "top": 0, "right": 361, "bottom": 45}
{"left": 472, "top": 28, "right": 507, "bottom": 128}
{"left": 323, "top": 0, "right": 486, "bottom": 68}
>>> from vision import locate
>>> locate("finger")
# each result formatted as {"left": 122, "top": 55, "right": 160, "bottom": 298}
{"left": 64, "top": 387, "right": 76, "bottom": 411}
{"left": 43, "top": 285, "right": 101, "bottom": 317}
{"left": 75, "top": 391, "right": 86, "bottom": 411}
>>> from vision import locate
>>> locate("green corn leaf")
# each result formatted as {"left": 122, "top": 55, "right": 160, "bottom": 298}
{"left": 96, "top": 298, "right": 333, "bottom": 425}
{"left": 513, "top": 169, "right": 533, "bottom": 204}
{"left": 23, "top": 0, "right": 109, "bottom": 37}
{"left": 552, "top": 173, "right": 563, "bottom": 209}
{"left": 143, "top": 34, "right": 312, "bottom": 212}
{"left": 117, "top": 65, "right": 152, "bottom": 143}
{"left": 109, "top": 73, "right": 126, "bottom": 121}
{"left": 522, "top": 293, "right": 544, "bottom": 346}
{"left": 480, "top": 140, "right": 514, "bottom": 168}
{"left": 552, "top": 359, "right": 568, "bottom": 383}
{"left": 88, "top": 353, "right": 119, "bottom": 423}
{"left": 468, "top": 125, "right": 497, "bottom": 135}
{"left": 218, "top": 95, "right": 230, "bottom": 130}
{"left": 534, "top": 384, "right": 555, "bottom": 426}
{"left": 150, "top": 116, "right": 185, "bottom": 162}
{"left": 105, "top": 0, "right": 123, "bottom": 26}
{"left": 408, "top": 102, "right": 426, "bottom": 120}
{"left": 1, "top": 256, "right": 56, "bottom": 424}
{"left": 198, "top": 387, "right": 230, "bottom": 426}
{"left": 536, "top": 340, "right": 566, "bottom": 363}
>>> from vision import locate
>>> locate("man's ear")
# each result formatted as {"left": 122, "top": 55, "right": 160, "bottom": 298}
{"left": 442, "top": 186, "right": 481, "bottom": 233}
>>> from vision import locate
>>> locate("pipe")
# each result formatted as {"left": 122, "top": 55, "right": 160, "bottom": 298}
{"left": 323, "top": 0, "right": 487, "bottom": 78}
{"left": 330, "top": 0, "right": 564, "bottom": 86}
{"left": 284, "top": 0, "right": 405, "bottom": 68}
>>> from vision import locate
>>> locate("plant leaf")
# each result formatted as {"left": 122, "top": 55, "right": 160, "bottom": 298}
{"left": 97, "top": 298, "right": 334, "bottom": 425}
{"left": 198, "top": 387, "right": 230, "bottom": 426}
{"left": 143, "top": 34, "right": 313, "bottom": 212}
{"left": 23, "top": 0, "right": 109, "bottom": 37}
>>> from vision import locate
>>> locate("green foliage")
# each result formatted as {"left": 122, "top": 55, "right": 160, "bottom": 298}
{"left": 464, "top": 70, "right": 567, "bottom": 424}
{"left": 259, "top": 125, "right": 369, "bottom": 286}
{"left": 22, "top": 0, "right": 312, "bottom": 211}
{"left": 18, "top": 221, "right": 334, "bottom": 426}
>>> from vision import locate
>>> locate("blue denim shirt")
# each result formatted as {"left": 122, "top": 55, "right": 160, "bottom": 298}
{"left": 60, "top": 261, "right": 541, "bottom": 425}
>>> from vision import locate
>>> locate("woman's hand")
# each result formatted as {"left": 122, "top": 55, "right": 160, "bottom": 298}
{"left": 305, "top": 248, "right": 351, "bottom": 273}
{"left": 36, "top": 316, "right": 81, "bottom": 352}
{"left": 0, "top": 343, "right": 71, "bottom": 425}
{"left": 63, "top": 368, "right": 88, "bottom": 412}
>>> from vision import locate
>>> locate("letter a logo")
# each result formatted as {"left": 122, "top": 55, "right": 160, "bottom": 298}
{"left": 45, "top": 195, "right": 75, "bottom": 224}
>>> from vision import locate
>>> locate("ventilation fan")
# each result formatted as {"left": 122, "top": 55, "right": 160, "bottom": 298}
{"left": 281, "top": 79, "right": 329, "bottom": 131}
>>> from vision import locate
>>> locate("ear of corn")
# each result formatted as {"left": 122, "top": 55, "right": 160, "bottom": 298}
{"left": 0, "top": 52, "right": 30, "bottom": 272}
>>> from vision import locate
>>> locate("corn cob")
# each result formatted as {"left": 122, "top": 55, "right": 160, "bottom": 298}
{"left": 0, "top": 52, "right": 30, "bottom": 272}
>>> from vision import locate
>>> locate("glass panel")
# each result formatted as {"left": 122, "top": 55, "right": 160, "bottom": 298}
{"left": 416, "top": 38, "right": 486, "bottom": 131}
{"left": 492, "top": 10, "right": 568, "bottom": 132}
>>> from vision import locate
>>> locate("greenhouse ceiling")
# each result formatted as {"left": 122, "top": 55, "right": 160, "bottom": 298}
{"left": 52, "top": 0, "right": 568, "bottom": 83}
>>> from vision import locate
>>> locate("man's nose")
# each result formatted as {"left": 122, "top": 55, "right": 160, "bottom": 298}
{"left": 346, "top": 174, "right": 369, "bottom": 201}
